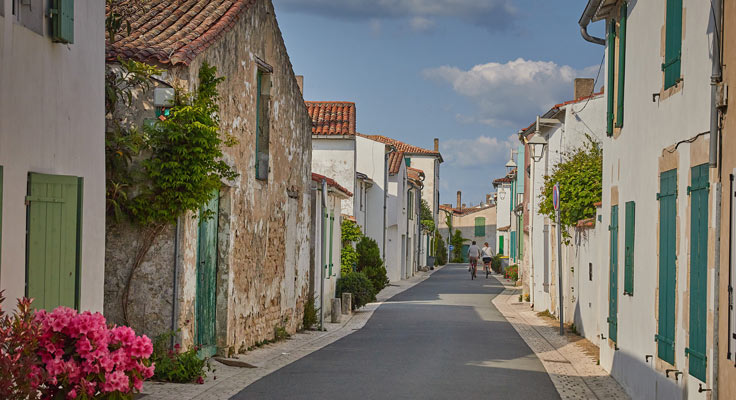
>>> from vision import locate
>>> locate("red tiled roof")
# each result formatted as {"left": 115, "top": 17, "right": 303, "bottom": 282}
{"left": 520, "top": 90, "right": 605, "bottom": 137}
{"left": 305, "top": 102, "right": 356, "bottom": 136}
{"left": 493, "top": 176, "right": 512, "bottom": 185}
{"left": 106, "top": 0, "right": 256, "bottom": 66}
{"left": 311, "top": 172, "right": 352, "bottom": 197}
{"left": 360, "top": 134, "right": 442, "bottom": 159}
{"left": 593, "top": 201, "right": 602, "bottom": 207}
{"left": 407, "top": 167, "right": 425, "bottom": 181}
{"left": 576, "top": 217, "right": 596, "bottom": 229}
{"left": 388, "top": 151, "right": 405, "bottom": 175}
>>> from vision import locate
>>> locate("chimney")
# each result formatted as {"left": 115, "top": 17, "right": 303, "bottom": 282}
{"left": 434, "top": 138, "right": 439, "bottom": 152}
{"left": 486, "top": 194, "right": 492, "bottom": 205}
{"left": 457, "top": 191, "right": 462, "bottom": 209}
{"left": 574, "top": 78, "right": 595, "bottom": 100}
{"left": 296, "top": 75, "right": 304, "bottom": 95}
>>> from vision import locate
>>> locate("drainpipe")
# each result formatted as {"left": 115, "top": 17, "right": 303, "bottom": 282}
{"left": 171, "top": 218, "right": 181, "bottom": 349}
{"left": 383, "top": 147, "right": 396, "bottom": 261}
{"left": 710, "top": 1, "right": 723, "bottom": 397}
{"left": 578, "top": 0, "right": 606, "bottom": 46}
{"left": 319, "top": 179, "right": 327, "bottom": 331}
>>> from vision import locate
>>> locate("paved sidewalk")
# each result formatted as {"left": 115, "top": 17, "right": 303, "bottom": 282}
{"left": 138, "top": 267, "right": 442, "bottom": 400}
{"left": 491, "top": 275, "right": 629, "bottom": 400}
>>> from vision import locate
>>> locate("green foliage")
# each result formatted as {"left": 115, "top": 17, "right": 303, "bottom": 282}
{"left": 129, "top": 63, "right": 238, "bottom": 226}
{"left": 420, "top": 199, "right": 435, "bottom": 232}
{"left": 434, "top": 231, "right": 447, "bottom": 266}
{"left": 340, "top": 220, "right": 361, "bottom": 275}
{"left": 336, "top": 272, "right": 376, "bottom": 310}
{"left": 151, "top": 332, "right": 207, "bottom": 383}
{"left": 538, "top": 137, "right": 602, "bottom": 240}
{"left": 490, "top": 254, "right": 503, "bottom": 274}
{"left": 356, "top": 236, "right": 389, "bottom": 292}
{"left": 450, "top": 229, "right": 467, "bottom": 263}
{"left": 302, "top": 295, "right": 318, "bottom": 330}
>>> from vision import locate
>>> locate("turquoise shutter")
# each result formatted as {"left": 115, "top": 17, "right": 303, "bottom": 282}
{"left": 26, "top": 173, "right": 81, "bottom": 310}
{"left": 624, "top": 201, "right": 635, "bottom": 295}
{"left": 255, "top": 71, "right": 262, "bottom": 178}
{"left": 499, "top": 236, "right": 504, "bottom": 255}
{"left": 475, "top": 217, "right": 485, "bottom": 237}
{"left": 657, "top": 169, "right": 677, "bottom": 364}
{"left": 663, "top": 0, "right": 683, "bottom": 89}
{"left": 329, "top": 213, "right": 334, "bottom": 276}
{"left": 608, "top": 205, "right": 619, "bottom": 342}
{"left": 606, "top": 19, "right": 616, "bottom": 136}
{"left": 616, "top": 3, "right": 627, "bottom": 128}
{"left": 510, "top": 231, "right": 516, "bottom": 260}
{"left": 687, "top": 164, "right": 709, "bottom": 381}
{"left": 51, "top": 0, "right": 74, "bottom": 44}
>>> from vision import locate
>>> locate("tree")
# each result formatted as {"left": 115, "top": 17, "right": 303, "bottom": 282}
{"left": 356, "top": 237, "right": 389, "bottom": 292}
{"left": 419, "top": 199, "right": 435, "bottom": 232}
{"left": 434, "top": 231, "right": 447, "bottom": 265}
{"left": 538, "top": 136, "right": 602, "bottom": 241}
{"left": 340, "top": 219, "right": 362, "bottom": 275}
{"left": 450, "top": 229, "right": 467, "bottom": 263}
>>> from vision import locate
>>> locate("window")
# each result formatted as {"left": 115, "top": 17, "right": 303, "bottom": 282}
{"left": 328, "top": 212, "right": 335, "bottom": 276}
{"left": 475, "top": 217, "right": 485, "bottom": 237}
{"left": 624, "top": 201, "right": 635, "bottom": 295}
{"left": 51, "top": 0, "right": 75, "bottom": 43}
{"left": 359, "top": 183, "right": 364, "bottom": 211}
{"left": 656, "top": 169, "right": 677, "bottom": 364}
{"left": 663, "top": 0, "right": 683, "bottom": 89}
{"left": 255, "top": 66, "right": 272, "bottom": 181}
{"left": 405, "top": 157, "right": 411, "bottom": 167}
{"left": 606, "top": 2, "right": 627, "bottom": 135}
{"left": 11, "top": 0, "right": 46, "bottom": 36}
{"left": 608, "top": 205, "right": 619, "bottom": 342}
{"left": 499, "top": 236, "right": 504, "bottom": 255}
{"left": 26, "top": 173, "right": 82, "bottom": 310}
{"left": 589, "top": 262, "right": 593, "bottom": 281}
{"left": 687, "top": 164, "right": 709, "bottom": 381}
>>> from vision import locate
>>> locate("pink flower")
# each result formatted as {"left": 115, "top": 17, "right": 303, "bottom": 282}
{"left": 66, "top": 389, "right": 77, "bottom": 399}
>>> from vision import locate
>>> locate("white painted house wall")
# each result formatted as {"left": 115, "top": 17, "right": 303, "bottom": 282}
{"left": 386, "top": 161, "right": 408, "bottom": 283}
{"left": 0, "top": 2, "right": 106, "bottom": 312}
{"left": 312, "top": 137, "right": 356, "bottom": 216}
{"left": 495, "top": 184, "right": 512, "bottom": 257}
{"left": 355, "top": 135, "right": 386, "bottom": 255}
{"left": 590, "top": 2, "right": 715, "bottom": 399}
{"left": 312, "top": 187, "right": 344, "bottom": 320}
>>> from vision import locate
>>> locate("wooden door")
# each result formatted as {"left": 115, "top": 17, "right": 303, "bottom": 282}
{"left": 196, "top": 191, "right": 219, "bottom": 358}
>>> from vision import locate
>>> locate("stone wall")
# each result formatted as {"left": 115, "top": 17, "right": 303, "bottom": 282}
{"left": 105, "top": 0, "right": 312, "bottom": 353}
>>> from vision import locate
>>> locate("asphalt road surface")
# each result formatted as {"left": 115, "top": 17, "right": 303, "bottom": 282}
{"left": 232, "top": 264, "right": 560, "bottom": 400}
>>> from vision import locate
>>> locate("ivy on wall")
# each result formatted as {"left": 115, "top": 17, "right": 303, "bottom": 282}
{"left": 538, "top": 136, "right": 602, "bottom": 240}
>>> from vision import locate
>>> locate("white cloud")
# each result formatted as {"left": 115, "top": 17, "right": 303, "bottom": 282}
{"left": 440, "top": 134, "right": 518, "bottom": 168}
{"left": 276, "top": 0, "right": 517, "bottom": 32}
{"left": 409, "top": 16, "right": 436, "bottom": 32}
{"left": 424, "top": 58, "right": 598, "bottom": 128}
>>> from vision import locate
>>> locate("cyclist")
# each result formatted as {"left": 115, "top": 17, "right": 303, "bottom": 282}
{"left": 467, "top": 241, "right": 482, "bottom": 280}
{"left": 481, "top": 242, "right": 494, "bottom": 278}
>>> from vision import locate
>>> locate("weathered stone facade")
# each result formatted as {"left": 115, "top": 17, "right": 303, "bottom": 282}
{"left": 104, "top": 0, "right": 312, "bottom": 354}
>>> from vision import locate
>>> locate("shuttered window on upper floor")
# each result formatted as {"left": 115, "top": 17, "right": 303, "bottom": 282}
{"left": 475, "top": 217, "right": 485, "bottom": 237}
{"left": 607, "top": 2, "right": 627, "bottom": 135}
{"left": 663, "top": 0, "right": 683, "bottom": 89}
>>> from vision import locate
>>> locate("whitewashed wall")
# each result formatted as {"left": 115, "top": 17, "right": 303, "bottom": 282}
{"left": 0, "top": 2, "right": 106, "bottom": 312}
{"left": 355, "top": 136, "right": 386, "bottom": 256}
{"left": 312, "top": 137, "right": 355, "bottom": 216}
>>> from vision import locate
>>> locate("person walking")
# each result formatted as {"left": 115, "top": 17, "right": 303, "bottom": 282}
{"left": 467, "top": 241, "right": 482, "bottom": 280}
{"left": 481, "top": 242, "right": 494, "bottom": 278}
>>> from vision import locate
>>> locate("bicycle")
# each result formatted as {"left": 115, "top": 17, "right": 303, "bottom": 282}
{"left": 469, "top": 258, "right": 478, "bottom": 280}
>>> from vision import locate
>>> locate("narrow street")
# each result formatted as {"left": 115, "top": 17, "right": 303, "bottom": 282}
{"left": 234, "top": 264, "right": 560, "bottom": 399}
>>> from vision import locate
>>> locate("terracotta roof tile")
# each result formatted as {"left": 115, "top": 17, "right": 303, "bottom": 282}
{"left": 407, "top": 167, "right": 424, "bottom": 182}
{"left": 360, "top": 134, "right": 441, "bottom": 159}
{"left": 312, "top": 172, "right": 352, "bottom": 197}
{"left": 106, "top": 0, "right": 257, "bottom": 66}
{"left": 388, "top": 151, "right": 405, "bottom": 175}
{"left": 305, "top": 101, "right": 356, "bottom": 136}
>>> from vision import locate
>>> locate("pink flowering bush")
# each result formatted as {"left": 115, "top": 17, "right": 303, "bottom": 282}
{"left": 0, "top": 292, "right": 154, "bottom": 399}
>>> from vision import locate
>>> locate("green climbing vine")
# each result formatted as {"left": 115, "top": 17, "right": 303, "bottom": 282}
{"left": 538, "top": 136, "right": 602, "bottom": 240}
{"left": 340, "top": 219, "right": 362, "bottom": 275}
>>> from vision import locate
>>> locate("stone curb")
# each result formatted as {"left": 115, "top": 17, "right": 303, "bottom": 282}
{"left": 490, "top": 275, "right": 629, "bottom": 400}
{"left": 139, "top": 266, "right": 444, "bottom": 400}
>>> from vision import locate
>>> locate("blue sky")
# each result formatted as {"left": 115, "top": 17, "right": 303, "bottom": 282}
{"left": 273, "top": 0, "right": 606, "bottom": 207}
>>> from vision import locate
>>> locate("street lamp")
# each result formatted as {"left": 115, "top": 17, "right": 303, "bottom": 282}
{"left": 505, "top": 158, "right": 517, "bottom": 173}
{"left": 528, "top": 132, "right": 548, "bottom": 163}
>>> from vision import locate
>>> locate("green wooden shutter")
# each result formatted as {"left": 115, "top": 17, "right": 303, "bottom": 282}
{"left": 616, "top": 2, "right": 627, "bottom": 128}
{"left": 328, "top": 213, "right": 334, "bottom": 276}
{"left": 51, "top": 0, "right": 74, "bottom": 44}
{"left": 663, "top": 0, "right": 683, "bottom": 89}
{"left": 499, "top": 236, "right": 504, "bottom": 255}
{"left": 657, "top": 169, "right": 677, "bottom": 364}
{"left": 255, "top": 71, "right": 262, "bottom": 178}
{"left": 687, "top": 164, "right": 709, "bottom": 381}
{"left": 475, "top": 217, "right": 485, "bottom": 237}
{"left": 624, "top": 201, "right": 635, "bottom": 295}
{"left": 608, "top": 205, "right": 619, "bottom": 342}
{"left": 26, "top": 173, "right": 81, "bottom": 310}
{"left": 510, "top": 231, "right": 516, "bottom": 260}
{"left": 606, "top": 19, "right": 616, "bottom": 136}
{"left": 195, "top": 191, "right": 219, "bottom": 358}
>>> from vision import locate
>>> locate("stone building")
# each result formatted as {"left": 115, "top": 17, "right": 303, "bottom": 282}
{"left": 104, "top": 0, "right": 312, "bottom": 355}
{"left": 0, "top": 2, "right": 106, "bottom": 312}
